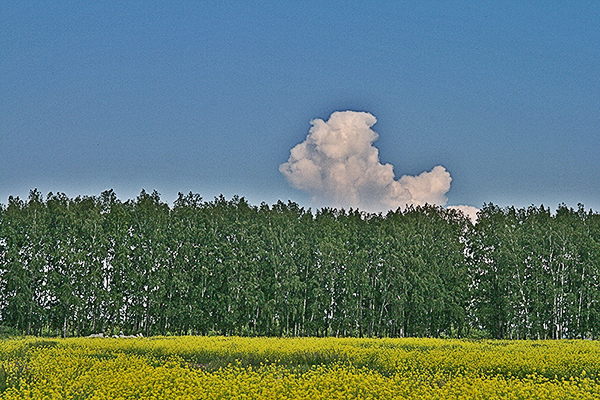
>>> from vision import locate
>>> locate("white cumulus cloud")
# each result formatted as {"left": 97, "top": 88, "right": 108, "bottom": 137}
{"left": 279, "top": 111, "right": 454, "bottom": 213}
{"left": 447, "top": 205, "right": 480, "bottom": 223}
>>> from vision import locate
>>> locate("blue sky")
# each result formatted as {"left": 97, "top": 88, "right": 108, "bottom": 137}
{"left": 1, "top": 2, "right": 599, "bottom": 212}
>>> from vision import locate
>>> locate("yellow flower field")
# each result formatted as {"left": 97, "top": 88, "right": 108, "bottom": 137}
{"left": 1, "top": 336, "right": 600, "bottom": 399}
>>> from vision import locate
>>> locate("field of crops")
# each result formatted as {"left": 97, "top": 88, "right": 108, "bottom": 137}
{"left": 1, "top": 336, "right": 600, "bottom": 399}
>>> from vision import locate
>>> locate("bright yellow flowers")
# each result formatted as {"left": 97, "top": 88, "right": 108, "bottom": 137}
{"left": 2, "top": 336, "right": 600, "bottom": 399}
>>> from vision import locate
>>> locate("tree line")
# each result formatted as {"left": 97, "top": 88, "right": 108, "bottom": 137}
{"left": 1, "top": 189, "right": 599, "bottom": 340}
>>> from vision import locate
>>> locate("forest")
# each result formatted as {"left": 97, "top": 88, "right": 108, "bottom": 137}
{"left": 1, "top": 189, "right": 600, "bottom": 340}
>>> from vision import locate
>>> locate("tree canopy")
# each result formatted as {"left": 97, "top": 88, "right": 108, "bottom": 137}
{"left": 1, "top": 190, "right": 599, "bottom": 339}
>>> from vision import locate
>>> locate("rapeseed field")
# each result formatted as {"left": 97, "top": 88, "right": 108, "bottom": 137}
{"left": 1, "top": 336, "right": 600, "bottom": 399}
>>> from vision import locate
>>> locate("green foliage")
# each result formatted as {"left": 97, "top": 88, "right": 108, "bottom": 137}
{"left": 0, "top": 327, "right": 19, "bottom": 339}
{"left": 1, "top": 190, "right": 600, "bottom": 339}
